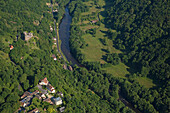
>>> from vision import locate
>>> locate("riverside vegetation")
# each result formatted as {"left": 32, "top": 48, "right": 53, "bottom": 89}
{"left": 0, "top": 0, "right": 169, "bottom": 113}
{"left": 0, "top": 0, "right": 133, "bottom": 112}
{"left": 69, "top": 0, "right": 169, "bottom": 113}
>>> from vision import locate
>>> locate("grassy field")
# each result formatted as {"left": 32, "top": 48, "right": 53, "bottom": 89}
{"left": 77, "top": 0, "right": 156, "bottom": 88}
{"left": 80, "top": 25, "right": 98, "bottom": 31}
{"left": 135, "top": 77, "right": 156, "bottom": 88}
{"left": 81, "top": 30, "right": 121, "bottom": 63}
{"left": 102, "top": 63, "right": 129, "bottom": 78}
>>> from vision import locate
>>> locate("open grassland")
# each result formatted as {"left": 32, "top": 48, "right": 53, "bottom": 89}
{"left": 81, "top": 28, "right": 121, "bottom": 63}
{"left": 102, "top": 63, "right": 129, "bottom": 78}
{"left": 135, "top": 77, "right": 156, "bottom": 88}
{"left": 78, "top": 0, "right": 155, "bottom": 88}
{"left": 80, "top": 25, "right": 98, "bottom": 31}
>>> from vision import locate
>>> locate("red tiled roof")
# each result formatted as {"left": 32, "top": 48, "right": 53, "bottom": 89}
{"left": 91, "top": 20, "right": 98, "bottom": 23}
{"left": 21, "top": 91, "right": 31, "bottom": 99}
{"left": 9, "top": 45, "right": 14, "bottom": 50}
{"left": 20, "top": 102, "right": 24, "bottom": 106}
{"left": 47, "top": 85, "right": 52, "bottom": 89}
{"left": 40, "top": 77, "right": 48, "bottom": 84}
{"left": 43, "top": 98, "right": 53, "bottom": 104}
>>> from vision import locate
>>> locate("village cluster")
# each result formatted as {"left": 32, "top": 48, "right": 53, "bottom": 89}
{"left": 17, "top": 77, "right": 65, "bottom": 113}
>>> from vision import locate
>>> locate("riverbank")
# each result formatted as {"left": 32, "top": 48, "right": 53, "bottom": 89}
{"left": 56, "top": 22, "right": 67, "bottom": 61}
{"left": 59, "top": 7, "right": 81, "bottom": 66}
{"left": 57, "top": 2, "right": 142, "bottom": 113}
{"left": 68, "top": 0, "right": 156, "bottom": 88}
{"left": 50, "top": 0, "right": 68, "bottom": 63}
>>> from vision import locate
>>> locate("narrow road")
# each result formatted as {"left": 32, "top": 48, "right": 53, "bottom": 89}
{"left": 50, "top": 0, "right": 67, "bottom": 68}
{"left": 53, "top": 20, "right": 63, "bottom": 59}
{"left": 50, "top": 1, "right": 63, "bottom": 58}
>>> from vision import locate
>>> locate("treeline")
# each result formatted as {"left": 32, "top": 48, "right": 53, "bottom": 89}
{"left": 68, "top": 0, "right": 99, "bottom": 64}
{"left": 69, "top": 0, "right": 101, "bottom": 24}
{"left": 106, "top": 0, "right": 169, "bottom": 80}
{"left": 0, "top": 0, "right": 134, "bottom": 113}
{"left": 69, "top": 67, "right": 135, "bottom": 113}
{"left": 69, "top": 25, "right": 86, "bottom": 63}
{"left": 105, "top": 0, "right": 169, "bottom": 113}
{"left": 120, "top": 80, "right": 168, "bottom": 113}
{"left": 0, "top": 0, "right": 52, "bottom": 36}
{"left": 68, "top": 0, "right": 169, "bottom": 113}
{"left": 69, "top": 0, "right": 89, "bottom": 23}
{"left": 54, "top": 0, "right": 70, "bottom": 22}
{"left": 0, "top": 0, "right": 55, "bottom": 112}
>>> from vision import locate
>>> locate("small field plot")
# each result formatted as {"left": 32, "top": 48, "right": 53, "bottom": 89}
{"left": 135, "top": 77, "right": 156, "bottom": 88}
{"left": 102, "top": 63, "right": 129, "bottom": 78}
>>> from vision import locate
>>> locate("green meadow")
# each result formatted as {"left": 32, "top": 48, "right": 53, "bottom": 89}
{"left": 77, "top": 0, "right": 156, "bottom": 88}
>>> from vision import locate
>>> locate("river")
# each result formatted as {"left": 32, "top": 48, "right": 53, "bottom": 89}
{"left": 59, "top": 7, "right": 80, "bottom": 66}
{"left": 58, "top": 7, "right": 142, "bottom": 113}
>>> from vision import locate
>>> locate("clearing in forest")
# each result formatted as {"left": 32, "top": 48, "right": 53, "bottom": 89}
{"left": 78, "top": 0, "right": 155, "bottom": 88}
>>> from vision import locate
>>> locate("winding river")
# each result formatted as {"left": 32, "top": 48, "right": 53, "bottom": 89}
{"left": 59, "top": 7, "right": 141, "bottom": 113}
{"left": 59, "top": 7, "right": 80, "bottom": 66}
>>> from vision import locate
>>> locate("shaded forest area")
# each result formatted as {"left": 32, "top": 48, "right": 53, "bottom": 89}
{"left": 68, "top": 0, "right": 169, "bottom": 113}
{"left": 106, "top": 0, "right": 169, "bottom": 81}
{"left": 0, "top": 0, "right": 169, "bottom": 113}
{"left": 105, "top": 0, "right": 169, "bottom": 112}
{"left": 0, "top": 0, "right": 134, "bottom": 113}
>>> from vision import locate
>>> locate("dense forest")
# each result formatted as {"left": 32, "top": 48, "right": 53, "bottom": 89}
{"left": 68, "top": 0, "right": 169, "bottom": 113}
{"left": 0, "top": 0, "right": 132, "bottom": 113}
{"left": 106, "top": 0, "right": 169, "bottom": 80}
{"left": 105, "top": 0, "right": 170, "bottom": 112}
{"left": 0, "top": 0, "right": 169, "bottom": 113}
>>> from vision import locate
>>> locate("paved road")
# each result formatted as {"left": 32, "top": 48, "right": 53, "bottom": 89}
{"left": 50, "top": 0, "right": 67, "bottom": 68}
{"left": 50, "top": 1, "right": 62, "bottom": 57}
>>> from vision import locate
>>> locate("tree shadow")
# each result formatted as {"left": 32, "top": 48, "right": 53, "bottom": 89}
{"left": 99, "top": 30, "right": 108, "bottom": 38}
{"left": 101, "top": 48, "right": 109, "bottom": 53}
{"left": 98, "top": 38, "right": 106, "bottom": 45}
{"left": 21, "top": 33, "right": 25, "bottom": 40}
{"left": 100, "top": 30, "right": 108, "bottom": 34}
{"left": 101, "top": 54, "right": 107, "bottom": 61}
{"left": 100, "top": 10, "right": 107, "bottom": 18}
{"left": 99, "top": 0, "right": 114, "bottom": 29}
{"left": 126, "top": 62, "right": 141, "bottom": 74}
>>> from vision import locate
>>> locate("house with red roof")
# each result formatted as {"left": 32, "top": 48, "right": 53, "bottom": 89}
{"left": 47, "top": 84, "right": 55, "bottom": 93}
{"left": 21, "top": 91, "right": 31, "bottom": 99}
{"left": 31, "top": 90, "right": 39, "bottom": 96}
{"left": 91, "top": 20, "right": 98, "bottom": 24}
{"left": 9, "top": 45, "right": 14, "bottom": 50}
{"left": 43, "top": 98, "right": 53, "bottom": 104}
{"left": 39, "top": 77, "right": 49, "bottom": 85}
